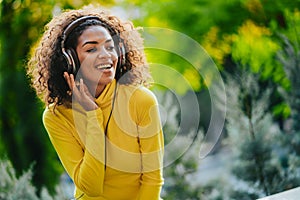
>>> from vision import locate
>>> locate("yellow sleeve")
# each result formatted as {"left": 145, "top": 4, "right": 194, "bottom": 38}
{"left": 43, "top": 107, "right": 105, "bottom": 197}
{"left": 131, "top": 88, "right": 164, "bottom": 200}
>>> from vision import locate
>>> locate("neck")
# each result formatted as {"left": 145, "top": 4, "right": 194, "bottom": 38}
{"left": 95, "top": 85, "right": 106, "bottom": 98}
{"left": 83, "top": 79, "right": 106, "bottom": 98}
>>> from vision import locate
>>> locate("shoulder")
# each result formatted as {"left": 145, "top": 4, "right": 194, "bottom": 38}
{"left": 42, "top": 104, "right": 73, "bottom": 126}
{"left": 120, "top": 85, "right": 158, "bottom": 106}
{"left": 43, "top": 104, "right": 56, "bottom": 122}
{"left": 134, "top": 86, "right": 157, "bottom": 102}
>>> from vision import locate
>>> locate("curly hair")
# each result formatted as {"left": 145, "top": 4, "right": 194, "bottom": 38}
{"left": 27, "top": 5, "right": 151, "bottom": 108}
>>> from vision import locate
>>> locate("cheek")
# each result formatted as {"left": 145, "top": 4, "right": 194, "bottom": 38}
{"left": 112, "top": 52, "right": 118, "bottom": 64}
{"left": 78, "top": 54, "right": 85, "bottom": 64}
{"left": 77, "top": 50, "right": 88, "bottom": 65}
{"left": 79, "top": 53, "right": 97, "bottom": 67}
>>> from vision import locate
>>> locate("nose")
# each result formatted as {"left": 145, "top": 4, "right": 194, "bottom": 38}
{"left": 97, "top": 48, "right": 110, "bottom": 59}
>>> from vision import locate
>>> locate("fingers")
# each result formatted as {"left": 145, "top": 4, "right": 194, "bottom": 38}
{"left": 70, "top": 75, "right": 81, "bottom": 99}
{"left": 79, "top": 78, "right": 85, "bottom": 94}
{"left": 63, "top": 72, "right": 98, "bottom": 110}
{"left": 74, "top": 78, "right": 98, "bottom": 110}
{"left": 70, "top": 74, "right": 77, "bottom": 91}
{"left": 64, "top": 72, "right": 90, "bottom": 99}
{"left": 63, "top": 72, "right": 73, "bottom": 90}
{"left": 64, "top": 72, "right": 80, "bottom": 97}
{"left": 79, "top": 78, "right": 93, "bottom": 98}
{"left": 64, "top": 72, "right": 78, "bottom": 92}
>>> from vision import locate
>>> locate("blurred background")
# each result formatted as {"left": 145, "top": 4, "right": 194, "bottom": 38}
{"left": 1, "top": 0, "right": 300, "bottom": 199}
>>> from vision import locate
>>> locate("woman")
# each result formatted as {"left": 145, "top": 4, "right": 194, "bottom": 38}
{"left": 27, "top": 5, "right": 164, "bottom": 200}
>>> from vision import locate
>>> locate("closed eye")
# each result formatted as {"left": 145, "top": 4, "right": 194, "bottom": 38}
{"left": 86, "top": 47, "right": 97, "bottom": 53}
{"left": 106, "top": 46, "right": 115, "bottom": 51}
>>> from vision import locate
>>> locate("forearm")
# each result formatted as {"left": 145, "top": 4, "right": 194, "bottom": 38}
{"left": 138, "top": 138, "right": 164, "bottom": 200}
{"left": 138, "top": 184, "right": 163, "bottom": 200}
{"left": 73, "top": 108, "right": 106, "bottom": 195}
{"left": 73, "top": 150, "right": 105, "bottom": 196}
{"left": 43, "top": 107, "right": 106, "bottom": 196}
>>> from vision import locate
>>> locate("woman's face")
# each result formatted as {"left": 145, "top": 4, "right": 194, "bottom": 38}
{"left": 76, "top": 25, "right": 118, "bottom": 89}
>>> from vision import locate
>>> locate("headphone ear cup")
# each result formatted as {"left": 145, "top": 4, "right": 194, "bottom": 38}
{"left": 65, "top": 48, "right": 80, "bottom": 75}
{"left": 118, "top": 43, "right": 126, "bottom": 69}
{"left": 115, "top": 46, "right": 124, "bottom": 81}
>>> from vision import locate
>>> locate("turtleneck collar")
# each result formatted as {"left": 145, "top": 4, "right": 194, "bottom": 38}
{"left": 95, "top": 79, "right": 117, "bottom": 109}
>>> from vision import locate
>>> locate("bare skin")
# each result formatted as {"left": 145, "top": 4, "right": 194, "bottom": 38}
{"left": 64, "top": 72, "right": 98, "bottom": 111}
{"left": 64, "top": 26, "right": 118, "bottom": 111}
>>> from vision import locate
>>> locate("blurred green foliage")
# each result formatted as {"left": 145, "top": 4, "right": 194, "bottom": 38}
{"left": 0, "top": 0, "right": 114, "bottom": 194}
{"left": 221, "top": 69, "right": 300, "bottom": 198}
{"left": 120, "top": 0, "right": 300, "bottom": 96}
{"left": 0, "top": 0, "right": 60, "bottom": 193}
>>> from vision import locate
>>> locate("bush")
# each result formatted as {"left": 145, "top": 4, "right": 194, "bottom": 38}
{"left": 0, "top": 159, "right": 68, "bottom": 200}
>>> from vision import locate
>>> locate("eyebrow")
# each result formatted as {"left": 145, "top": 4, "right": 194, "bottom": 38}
{"left": 82, "top": 39, "right": 113, "bottom": 47}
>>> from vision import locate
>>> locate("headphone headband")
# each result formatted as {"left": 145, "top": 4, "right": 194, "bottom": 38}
{"left": 61, "top": 16, "right": 109, "bottom": 50}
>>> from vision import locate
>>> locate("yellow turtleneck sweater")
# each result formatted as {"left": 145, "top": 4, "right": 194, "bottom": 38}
{"left": 43, "top": 80, "right": 164, "bottom": 200}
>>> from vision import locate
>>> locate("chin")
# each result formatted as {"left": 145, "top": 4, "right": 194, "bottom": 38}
{"left": 99, "top": 77, "right": 115, "bottom": 85}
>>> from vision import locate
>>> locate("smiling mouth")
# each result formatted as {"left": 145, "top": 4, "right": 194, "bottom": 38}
{"left": 95, "top": 64, "right": 113, "bottom": 70}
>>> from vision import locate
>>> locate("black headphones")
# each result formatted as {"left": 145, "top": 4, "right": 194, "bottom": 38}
{"left": 61, "top": 16, "right": 126, "bottom": 77}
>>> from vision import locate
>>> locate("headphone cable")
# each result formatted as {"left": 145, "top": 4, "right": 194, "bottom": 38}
{"left": 104, "top": 82, "right": 118, "bottom": 170}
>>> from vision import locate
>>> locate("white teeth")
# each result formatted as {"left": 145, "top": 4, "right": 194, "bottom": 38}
{"left": 96, "top": 64, "right": 112, "bottom": 69}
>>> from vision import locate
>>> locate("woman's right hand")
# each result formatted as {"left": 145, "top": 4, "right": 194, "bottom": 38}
{"left": 64, "top": 72, "right": 98, "bottom": 111}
